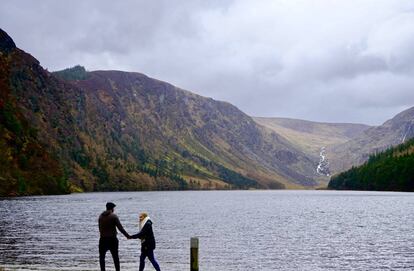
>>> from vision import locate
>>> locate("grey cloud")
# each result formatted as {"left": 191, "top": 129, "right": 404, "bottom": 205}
{"left": 1, "top": 0, "right": 414, "bottom": 125}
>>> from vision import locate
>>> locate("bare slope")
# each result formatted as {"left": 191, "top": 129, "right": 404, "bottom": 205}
{"left": 253, "top": 117, "right": 370, "bottom": 160}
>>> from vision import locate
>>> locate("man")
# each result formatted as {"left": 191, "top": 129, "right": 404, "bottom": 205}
{"left": 130, "top": 212, "right": 161, "bottom": 271}
{"left": 98, "top": 202, "right": 130, "bottom": 271}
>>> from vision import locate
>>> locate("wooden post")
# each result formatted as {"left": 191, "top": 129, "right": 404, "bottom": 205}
{"left": 191, "top": 237, "right": 199, "bottom": 271}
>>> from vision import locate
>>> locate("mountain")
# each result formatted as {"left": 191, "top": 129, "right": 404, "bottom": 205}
{"left": 253, "top": 117, "right": 370, "bottom": 158}
{"left": 0, "top": 29, "right": 320, "bottom": 196}
{"left": 327, "top": 106, "right": 414, "bottom": 173}
{"left": 66, "top": 69, "right": 319, "bottom": 190}
{"left": 253, "top": 117, "right": 370, "bottom": 177}
{"left": 254, "top": 112, "right": 414, "bottom": 180}
{"left": 328, "top": 137, "right": 414, "bottom": 191}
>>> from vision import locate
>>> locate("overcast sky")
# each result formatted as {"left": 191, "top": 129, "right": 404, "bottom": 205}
{"left": 2, "top": 0, "right": 414, "bottom": 125}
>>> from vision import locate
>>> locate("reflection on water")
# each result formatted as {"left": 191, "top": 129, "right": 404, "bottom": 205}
{"left": 0, "top": 190, "right": 413, "bottom": 270}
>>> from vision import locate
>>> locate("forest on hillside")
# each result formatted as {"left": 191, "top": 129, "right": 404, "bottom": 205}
{"left": 328, "top": 138, "right": 414, "bottom": 192}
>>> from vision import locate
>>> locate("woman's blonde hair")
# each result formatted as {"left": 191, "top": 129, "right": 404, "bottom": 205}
{"left": 139, "top": 212, "right": 148, "bottom": 218}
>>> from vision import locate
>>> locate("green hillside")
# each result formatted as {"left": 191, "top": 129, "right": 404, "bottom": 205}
{"left": 328, "top": 138, "right": 414, "bottom": 192}
{"left": 0, "top": 30, "right": 69, "bottom": 196}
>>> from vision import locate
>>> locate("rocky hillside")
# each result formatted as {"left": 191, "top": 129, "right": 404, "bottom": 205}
{"left": 0, "top": 29, "right": 320, "bottom": 196}
{"left": 327, "top": 106, "right": 414, "bottom": 173}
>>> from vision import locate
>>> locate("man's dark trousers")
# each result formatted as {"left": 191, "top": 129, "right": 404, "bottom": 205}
{"left": 99, "top": 237, "right": 120, "bottom": 271}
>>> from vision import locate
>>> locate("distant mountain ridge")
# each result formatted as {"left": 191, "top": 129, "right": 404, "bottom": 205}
{"left": 327, "top": 106, "right": 414, "bottom": 173}
{"left": 255, "top": 111, "right": 414, "bottom": 178}
{"left": 253, "top": 117, "right": 370, "bottom": 159}
{"left": 253, "top": 117, "right": 371, "bottom": 178}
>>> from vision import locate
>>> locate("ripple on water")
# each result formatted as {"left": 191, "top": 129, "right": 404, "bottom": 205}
{"left": 0, "top": 190, "right": 413, "bottom": 270}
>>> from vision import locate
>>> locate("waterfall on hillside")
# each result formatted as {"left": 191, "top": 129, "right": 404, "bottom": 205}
{"left": 316, "top": 147, "right": 330, "bottom": 176}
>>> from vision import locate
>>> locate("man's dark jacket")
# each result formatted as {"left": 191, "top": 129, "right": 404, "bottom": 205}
{"left": 98, "top": 210, "right": 129, "bottom": 238}
{"left": 131, "top": 220, "right": 156, "bottom": 251}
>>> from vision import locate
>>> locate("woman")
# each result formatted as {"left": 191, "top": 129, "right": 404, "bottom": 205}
{"left": 130, "top": 212, "right": 161, "bottom": 271}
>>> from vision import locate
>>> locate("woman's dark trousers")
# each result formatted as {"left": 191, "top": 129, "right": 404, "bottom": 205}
{"left": 139, "top": 249, "right": 161, "bottom": 271}
{"left": 99, "top": 237, "right": 120, "bottom": 271}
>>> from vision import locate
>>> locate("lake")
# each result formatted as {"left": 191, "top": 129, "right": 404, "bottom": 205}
{"left": 0, "top": 190, "right": 413, "bottom": 270}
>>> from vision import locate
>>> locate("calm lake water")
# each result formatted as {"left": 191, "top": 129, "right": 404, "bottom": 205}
{"left": 0, "top": 190, "right": 413, "bottom": 270}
